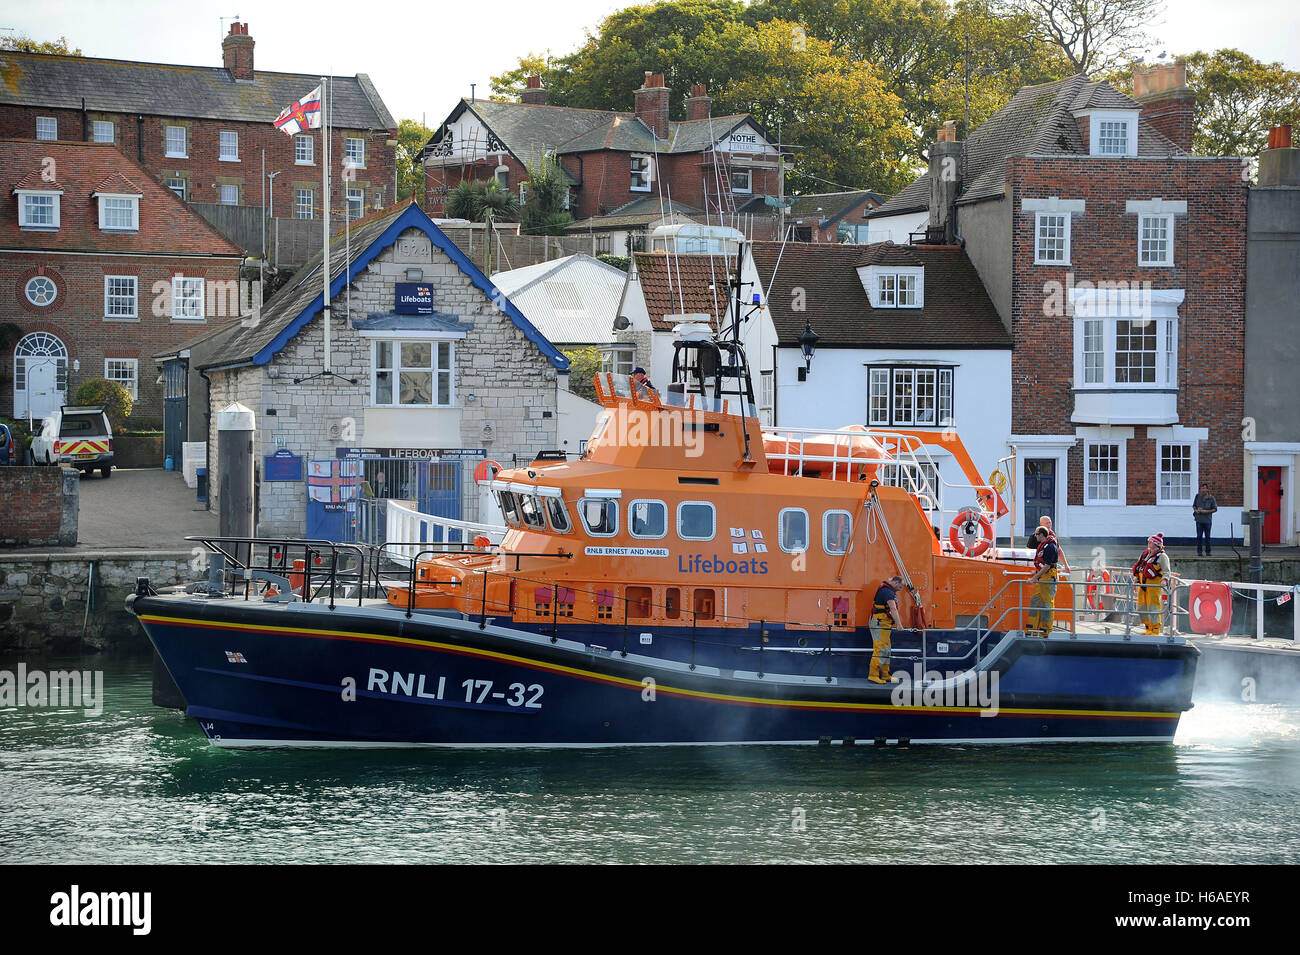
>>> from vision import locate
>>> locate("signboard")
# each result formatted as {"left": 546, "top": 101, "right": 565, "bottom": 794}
{"left": 724, "top": 126, "right": 772, "bottom": 153}
{"left": 338, "top": 447, "right": 486, "bottom": 459}
{"left": 263, "top": 448, "right": 304, "bottom": 482}
{"left": 395, "top": 282, "right": 434, "bottom": 315}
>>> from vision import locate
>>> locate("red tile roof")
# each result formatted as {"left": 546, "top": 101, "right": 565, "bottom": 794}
{"left": 633, "top": 251, "right": 734, "bottom": 331}
{"left": 0, "top": 139, "right": 242, "bottom": 256}
{"left": 11, "top": 169, "right": 62, "bottom": 192}
{"left": 91, "top": 172, "right": 143, "bottom": 196}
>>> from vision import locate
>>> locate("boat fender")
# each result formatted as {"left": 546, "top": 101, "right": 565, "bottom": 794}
{"left": 948, "top": 508, "right": 993, "bottom": 557}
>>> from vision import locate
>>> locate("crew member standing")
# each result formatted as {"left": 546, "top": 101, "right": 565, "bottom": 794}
{"left": 1132, "top": 533, "right": 1172, "bottom": 635}
{"left": 869, "top": 575, "right": 906, "bottom": 684}
{"left": 1038, "top": 516, "right": 1071, "bottom": 573}
{"left": 1025, "top": 527, "right": 1059, "bottom": 636}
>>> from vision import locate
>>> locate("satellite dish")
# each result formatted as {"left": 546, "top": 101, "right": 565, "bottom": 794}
{"left": 613, "top": 316, "right": 631, "bottom": 330}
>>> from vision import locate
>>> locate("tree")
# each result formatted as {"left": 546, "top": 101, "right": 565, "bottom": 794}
{"left": 997, "top": 0, "right": 1161, "bottom": 74}
{"left": 0, "top": 35, "right": 81, "bottom": 55}
{"left": 1182, "top": 50, "right": 1300, "bottom": 158}
{"left": 75, "top": 379, "right": 133, "bottom": 434}
{"left": 445, "top": 180, "right": 520, "bottom": 274}
{"left": 395, "top": 119, "right": 433, "bottom": 205}
{"left": 520, "top": 152, "right": 574, "bottom": 235}
{"left": 562, "top": 346, "right": 603, "bottom": 401}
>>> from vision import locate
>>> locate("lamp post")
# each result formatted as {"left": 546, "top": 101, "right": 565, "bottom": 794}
{"left": 798, "top": 320, "right": 819, "bottom": 374}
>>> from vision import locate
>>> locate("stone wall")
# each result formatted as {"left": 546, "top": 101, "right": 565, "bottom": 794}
{"left": 0, "top": 467, "right": 78, "bottom": 547}
{"left": 0, "top": 552, "right": 193, "bottom": 653}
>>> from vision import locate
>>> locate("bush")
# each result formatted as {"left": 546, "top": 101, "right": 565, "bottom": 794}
{"left": 596, "top": 254, "right": 630, "bottom": 272}
{"left": 74, "top": 378, "right": 133, "bottom": 433}
{"left": 561, "top": 346, "right": 603, "bottom": 402}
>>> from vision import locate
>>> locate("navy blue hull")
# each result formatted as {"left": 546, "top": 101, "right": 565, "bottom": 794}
{"left": 131, "top": 595, "right": 1199, "bottom": 748}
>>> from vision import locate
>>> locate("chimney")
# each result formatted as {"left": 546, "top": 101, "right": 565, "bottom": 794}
{"left": 1258, "top": 124, "right": 1300, "bottom": 187}
{"left": 521, "top": 75, "right": 548, "bottom": 106}
{"left": 927, "top": 121, "right": 963, "bottom": 243}
{"left": 1132, "top": 60, "right": 1194, "bottom": 152}
{"left": 222, "top": 22, "right": 255, "bottom": 82}
{"left": 685, "top": 84, "right": 711, "bottom": 122}
{"left": 634, "top": 71, "right": 670, "bottom": 140}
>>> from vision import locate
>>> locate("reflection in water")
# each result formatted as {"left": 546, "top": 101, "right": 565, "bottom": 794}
{"left": 1, "top": 655, "right": 1297, "bottom": 863}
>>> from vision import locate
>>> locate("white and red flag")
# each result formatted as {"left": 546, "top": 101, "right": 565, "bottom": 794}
{"left": 273, "top": 86, "right": 322, "bottom": 135}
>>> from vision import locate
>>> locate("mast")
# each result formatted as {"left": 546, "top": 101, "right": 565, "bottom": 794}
{"left": 321, "top": 75, "right": 331, "bottom": 374}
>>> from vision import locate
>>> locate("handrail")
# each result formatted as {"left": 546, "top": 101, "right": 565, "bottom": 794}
{"left": 384, "top": 498, "right": 506, "bottom": 566}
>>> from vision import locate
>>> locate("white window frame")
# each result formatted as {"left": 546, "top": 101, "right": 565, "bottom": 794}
{"left": 1087, "top": 110, "right": 1139, "bottom": 157}
{"left": 344, "top": 137, "right": 365, "bottom": 168}
{"left": 347, "top": 187, "right": 364, "bottom": 221}
{"left": 866, "top": 266, "right": 924, "bottom": 308}
{"left": 172, "top": 276, "right": 205, "bottom": 322}
{"left": 759, "top": 369, "right": 774, "bottom": 412}
{"left": 630, "top": 153, "right": 652, "bottom": 192}
{"left": 730, "top": 167, "right": 752, "bottom": 194}
{"left": 823, "top": 509, "right": 853, "bottom": 556}
{"left": 1138, "top": 213, "right": 1174, "bottom": 267}
{"left": 295, "top": 135, "right": 314, "bottom": 165}
{"left": 778, "top": 507, "right": 810, "bottom": 554}
{"left": 628, "top": 499, "right": 668, "bottom": 539}
{"left": 601, "top": 345, "right": 635, "bottom": 376}
{"left": 295, "top": 188, "right": 315, "bottom": 220}
{"left": 17, "top": 190, "right": 61, "bottom": 229}
{"left": 166, "top": 177, "right": 187, "bottom": 201}
{"left": 24, "top": 276, "right": 57, "bottom": 306}
{"left": 104, "top": 358, "right": 138, "bottom": 399}
{"left": 1156, "top": 440, "right": 1197, "bottom": 505}
{"left": 1034, "top": 212, "right": 1071, "bottom": 265}
{"left": 578, "top": 497, "right": 619, "bottom": 538}
{"left": 866, "top": 365, "right": 954, "bottom": 428}
{"left": 96, "top": 194, "right": 140, "bottom": 232}
{"left": 103, "top": 275, "right": 138, "bottom": 320}
{"left": 676, "top": 501, "right": 716, "bottom": 542}
{"left": 92, "top": 120, "right": 114, "bottom": 143}
{"left": 1084, "top": 440, "right": 1125, "bottom": 506}
{"left": 219, "top": 185, "right": 238, "bottom": 206}
{"left": 1073, "top": 317, "right": 1176, "bottom": 390}
{"left": 36, "top": 117, "right": 57, "bottom": 141}
{"left": 219, "top": 130, "right": 239, "bottom": 162}
{"left": 369, "top": 339, "right": 455, "bottom": 408}
{"left": 165, "top": 125, "right": 188, "bottom": 158}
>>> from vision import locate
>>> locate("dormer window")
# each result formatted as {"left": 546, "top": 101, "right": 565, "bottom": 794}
{"left": 17, "top": 190, "right": 61, "bottom": 229}
{"left": 862, "top": 265, "right": 924, "bottom": 308}
{"left": 1086, "top": 110, "right": 1138, "bottom": 157}
{"left": 95, "top": 193, "right": 140, "bottom": 232}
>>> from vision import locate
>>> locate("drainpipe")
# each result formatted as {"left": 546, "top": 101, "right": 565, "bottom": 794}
{"left": 136, "top": 115, "right": 145, "bottom": 162}
{"left": 81, "top": 98, "right": 88, "bottom": 141}
{"left": 199, "top": 366, "right": 213, "bottom": 511}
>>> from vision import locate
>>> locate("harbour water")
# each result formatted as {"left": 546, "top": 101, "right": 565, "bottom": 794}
{"left": 1, "top": 654, "right": 1297, "bottom": 864}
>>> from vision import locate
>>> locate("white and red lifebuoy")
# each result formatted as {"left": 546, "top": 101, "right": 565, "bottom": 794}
{"left": 1085, "top": 570, "right": 1112, "bottom": 611}
{"left": 948, "top": 508, "right": 993, "bottom": 557}
{"left": 1188, "top": 581, "right": 1232, "bottom": 635}
{"left": 473, "top": 459, "right": 503, "bottom": 485}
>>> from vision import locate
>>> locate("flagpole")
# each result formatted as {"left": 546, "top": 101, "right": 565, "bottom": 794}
{"left": 321, "top": 74, "right": 331, "bottom": 374}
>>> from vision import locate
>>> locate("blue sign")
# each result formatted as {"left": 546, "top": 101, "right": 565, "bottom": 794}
{"left": 263, "top": 449, "right": 304, "bottom": 482}
{"left": 395, "top": 283, "right": 434, "bottom": 314}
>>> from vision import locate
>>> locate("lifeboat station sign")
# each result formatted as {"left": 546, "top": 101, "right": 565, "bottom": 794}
{"left": 394, "top": 283, "right": 434, "bottom": 314}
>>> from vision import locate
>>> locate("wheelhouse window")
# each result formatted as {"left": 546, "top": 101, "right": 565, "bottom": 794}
{"left": 498, "top": 491, "right": 522, "bottom": 526}
{"left": 371, "top": 340, "right": 454, "bottom": 407}
{"left": 779, "top": 508, "right": 809, "bottom": 553}
{"left": 519, "top": 494, "right": 546, "bottom": 530}
{"left": 545, "top": 497, "right": 572, "bottom": 534}
{"left": 868, "top": 366, "right": 953, "bottom": 427}
{"left": 824, "top": 510, "right": 852, "bottom": 555}
{"left": 1085, "top": 441, "right": 1122, "bottom": 504}
{"left": 580, "top": 498, "right": 618, "bottom": 537}
{"left": 629, "top": 500, "right": 667, "bottom": 539}
{"left": 677, "top": 502, "right": 715, "bottom": 541}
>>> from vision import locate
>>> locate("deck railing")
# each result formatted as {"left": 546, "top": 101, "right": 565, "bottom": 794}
{"left": 383, "top": 498, "right": 506, "bottom": 566}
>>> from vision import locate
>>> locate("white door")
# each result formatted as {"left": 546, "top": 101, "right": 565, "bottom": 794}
{"left": 14, "top": 332, "right": 68, "bottom": 422}
{"left": 23, "top": 359, "right": 62, "bottom": 422}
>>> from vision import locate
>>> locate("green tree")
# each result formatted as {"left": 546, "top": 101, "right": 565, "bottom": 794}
{"left": 562, "top": 346, "right": 604, "bottom": 402}
{"left": 0, "top": 34, "right": 81, "bottom": 55}
{"left": 1182, "top": 50, "right": 1300, "bottom": 157}
{"left": 395, "top": 118, "right": 433, "bottom": 204}
{"left": 446, "top": 180, "right": 520, "bottom": 274}
{"left": 75, "top": 379, "right": 133, "bottom": 434}
{"left": 520, "top": 152, "right": 574, "bottom": 235}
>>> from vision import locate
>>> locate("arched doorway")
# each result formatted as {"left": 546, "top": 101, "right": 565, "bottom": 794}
{"left": 13, "top": 331, "right": 68, "bottom": 423}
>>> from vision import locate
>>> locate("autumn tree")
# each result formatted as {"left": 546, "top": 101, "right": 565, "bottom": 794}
{"left": 395, "top": 119, "right": 433, "bottom": 204}
{"left": 0, "top": 35, "right": 81, "bottom": 55}
{"left": 997, "top": 0, "right": 1161, "bottom": 74}
{"left": 1182, "top": 50, "right": 1300, "bottom": 157}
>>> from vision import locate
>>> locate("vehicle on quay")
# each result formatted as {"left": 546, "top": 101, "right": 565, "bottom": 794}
{"left": 31, "top": 406, "right": 114, "bottom": 477}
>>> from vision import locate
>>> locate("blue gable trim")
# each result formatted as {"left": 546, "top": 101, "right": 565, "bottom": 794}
{"left": 251, "top": 204, "right": 570, "bottom": 371}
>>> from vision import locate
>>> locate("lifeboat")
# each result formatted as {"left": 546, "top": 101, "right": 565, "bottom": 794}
{"left": 762, "top": 425, "right": 891, "bottom": 482}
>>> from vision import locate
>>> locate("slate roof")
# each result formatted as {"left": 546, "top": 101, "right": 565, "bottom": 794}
{"left": 0, "top": 50, "right": 394, "bottom": 129}
{"left": 870, "top": 75, "right": 1186, "bottom": 218}
{"left": 787, "top": 190, "right": 884, "bottom": 224}
{"left": 0, "top": 139, "right": 242, "bottom": 256}
{"left": 633, "top": 251, "right": 735, "bottom": 332}
{"left": 198, "top": 201, "right": 567, "bottom": 371}
{"left": 566, "top": 198, "right": 701, "bottom": 232}
{"left": 749, "top": 240, "right": 1011, "bottom": 349}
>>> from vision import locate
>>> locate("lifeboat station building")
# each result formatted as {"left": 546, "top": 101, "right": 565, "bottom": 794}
{"left": 190, "top": 201, "right": 568, "bottom": 537}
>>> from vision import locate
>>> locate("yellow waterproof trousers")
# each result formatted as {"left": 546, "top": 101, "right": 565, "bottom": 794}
{"left": 869, "top": 611, "right": 896, "bottom": 683}
{"left": 1026, "top": 568, "right": 1057, "bottom": 635}
{"left": 1137, "top": 576, "right": 1164, "bottom": 634}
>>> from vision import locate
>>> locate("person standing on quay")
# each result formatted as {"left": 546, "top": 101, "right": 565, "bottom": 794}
{"left": 1193, "top": 484, "right": 1218, "bottom": 556}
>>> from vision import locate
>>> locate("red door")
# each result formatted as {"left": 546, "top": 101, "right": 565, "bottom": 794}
{"left": 1258, "top": 467, "right": 1284, "bottom": 544}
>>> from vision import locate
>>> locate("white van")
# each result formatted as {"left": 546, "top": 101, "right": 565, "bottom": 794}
{"left": 31, "top": 406, "right": 115, "bottom": 478}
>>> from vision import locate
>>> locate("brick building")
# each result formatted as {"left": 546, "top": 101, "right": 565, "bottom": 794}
{"left": 420, "top": 75, "right": 784, "bottom": 230}
{"left": 2, "top": 139, "right": 243, "bottom": 428}
{"left": 870, "top": 63, "right": 1248, "bottom": 543}
{"left": 738, "top": 189, "right": 885, "bottom": 243}
{"left": 0, "top": 23, "right": 397, "bottom": 222}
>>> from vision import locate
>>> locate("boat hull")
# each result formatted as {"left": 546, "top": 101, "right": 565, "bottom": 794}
{"left": 131, "top": 595, "right": 1199, "bottom": 748}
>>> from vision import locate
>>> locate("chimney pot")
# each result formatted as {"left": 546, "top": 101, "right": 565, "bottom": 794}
{"left": 1268, "top": 124, "right": 1293, "bottom": 150}
{"left": 1132, "top": 59, "right": 1194, "bottom": 152}
{"left": 521, "top": 75, "right": 548, "bottom": 105}
{"left": 222, "top": 22, "right": 255, "bottom": 81}
{"left": 937, "top": 120, "right": 957, "bottom": 143}
{"left": 685, "top": 83, "right": 712, "bottom": 121}
{"left": 634, "top": 71, "right": 670, "bottom": 138}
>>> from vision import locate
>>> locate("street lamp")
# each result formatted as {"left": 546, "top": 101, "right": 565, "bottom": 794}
{"left": 798, "top": 320, "right": 819, "bottom": 374}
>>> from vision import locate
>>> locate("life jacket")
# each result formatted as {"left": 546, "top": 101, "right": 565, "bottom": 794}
{"left": 1033, "top": 538, "right": 1058, "bottom": 571}
{"left": 1133, "top": 548, "right": 1164, "bottom": 582}
{"left": 873, "top": 582, "right": 897, "bottom": 614}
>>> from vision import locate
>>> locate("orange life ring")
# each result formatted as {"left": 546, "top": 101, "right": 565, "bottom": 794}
{"left": 473, "top": 535, "right": 492, "bottom": 549}
{"left": 1084, "top": 570, "right": 1112, "bottom": 610}
{"left": 473, "top": 459, "right": 503, "bottom": 484}
{"left": 1188, "top": 581, "right": 1232, "bottom": 635}
{"left": 948, "top": 508, "right": 993, "bottom": 557}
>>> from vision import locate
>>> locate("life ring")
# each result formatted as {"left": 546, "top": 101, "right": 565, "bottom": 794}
{"left": 473, "top": 535, "right": 492, "bottom": 549}
{"left": 473, "top": 459, "right": 503, "bottom": 484}
{"left": 1188, "top": 581, "right": 1232, "bottom": 635}
{"left": 948, "top": 508, "right": 993, "bottom": 557}
{"left": 1084, "top": 570, "right": 1112, "bottom": 611}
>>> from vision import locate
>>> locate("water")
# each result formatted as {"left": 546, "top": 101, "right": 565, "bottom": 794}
{"left": 2, "top": 654, "right": 1298, "bottom": 864}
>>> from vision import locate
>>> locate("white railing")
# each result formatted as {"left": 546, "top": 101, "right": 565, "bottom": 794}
{"left": 383, "top": 499, "right": 506, "bottom": 567}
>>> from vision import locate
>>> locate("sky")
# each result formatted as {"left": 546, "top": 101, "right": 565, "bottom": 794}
{"left": 4, "top": 0, "right": 1298, "bottom": 126}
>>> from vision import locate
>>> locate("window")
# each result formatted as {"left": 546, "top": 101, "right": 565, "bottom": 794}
{"left": 219, "top": 130, "right": 239, "bottom": 161}
{"left": 759, "top": 370, "right": 774, "bottom": 412}
{"left": 629, "top": 500, "right": 667, "bottom": 539}
{"left": 104, "top": 276, "right": 138, "bottom": 319}
{"left": 25, "top": 276, "right": 57, "bottom": 306}
{"left": 104, "top": 359, "right": 138, "bottom": 398}
{"left": 519, "top": 182, "right": 528, "bottom": 204}
{"left": 1085, "top": 442, "right": 1122, "bottom": 504}
{"left": 1073, "top": 313, "right": 1179, "bottom": 391}
{"left": 519, "top": 494, "right": 546, "bottom": 529}
{"left": 1139, "top": 214, "right": 1173, "bottom": 266}
{"left": 498, "top": 491, "right": 522, "bottom": 526}
{"left": 347, "top": 187, "right": 363, "bottom": 221}
{"left": 1097, "top": 120, "right": 1130, "bottom": 155}
{"left": 166, "top": 125, "right": 187, "bottom": 158}
{"left": 1115, "top": 319, "right": 1157, "bottom": 384}
{"left": 579, "top": 498, "right": 618, "bottom": 537}
{"left": 98, "top": 195, "right": 139, "bottom": 231}
{"left": 1035, "top": 213, "right": 1070, "bottom": 264}
{"left": 868, "top": 366, "right": 953, "bottom": 428}
{"left": 344, "top": 137, "right": 365, "bottom": 167}
{"left": 166, "top": 177, "right": 187, "bottom": 201}
{"left": 545, "top": 497, "right": 572, "bottom": 534}
{"left": 730, "top": 168, "right": 752, "bottom": 194}
{"left": 295, "top": 135, "right": 314, "bottom": 164}
{"left": 677, "top": 502, "right": 715, "bottom": 541}
{"left": 172, "top": 277, "right": 205, "bottom": 321}
{"left": 630, "top": 153, "right": 652, "bottom": 192}
{"left": 295, "top": 188, "right": 314, "bottom": 219}
{"left": 92, "top": 121, "right": 114, "bottom": 143}
{"left": 779, "top": 508, "right": 809, "bottom": 553}
{"left": 1082, "top": 319, "right": 1104, "bottom": 384}
{"left": 1158, "top": 442, "right": 1194, "bottom": 504}
{"left": 866, "top": 266, "right": 923, "bottom": 308}
{"left": 18, "top": 192, "right": 59, "bottom": 228}
{"left": 36, "top": 117, "right": 56, "bottom": 140}
{"left": 219, "top": 185, "right": 238, "bottom": 206}
{"left": 824, "top": 510, "right": 852, "bottom": 555}
{"left": 601, "top": 346, "right": 635, "bottom": 376}
{"left": 372, "top": 340, "right": 453, "bottom": 407}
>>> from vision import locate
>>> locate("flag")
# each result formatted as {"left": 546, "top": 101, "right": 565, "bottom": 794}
{"left": 273, "top": 86, "right": 322, "bottom": 135}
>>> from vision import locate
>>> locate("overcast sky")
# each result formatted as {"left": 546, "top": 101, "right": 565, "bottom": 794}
{"left": 5, "top": 0, "right": 1298, "bottom": 125}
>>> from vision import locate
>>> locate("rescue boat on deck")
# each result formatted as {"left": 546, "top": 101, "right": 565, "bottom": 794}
{"left": 128, "top": 267, "right": 1198, "bottom": 748}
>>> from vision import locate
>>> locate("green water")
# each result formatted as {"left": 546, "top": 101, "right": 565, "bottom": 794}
{"left": 1, "top": 654, "right": 1298, "bottom": 864}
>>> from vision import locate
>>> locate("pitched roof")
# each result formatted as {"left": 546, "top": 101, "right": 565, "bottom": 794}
{"left": 749, "top": 240, "right": 1011, "bottom": 349}
{"left": 0, "top": 50, "right": 394, "bottom": 129}
{"left": 786, "top": 190, "right": 884, "bottom": 224}
{"left": 632, "top": 251, "right": 735, "bottom": 332}
{"left": 199, "top": 202, "right": 568, "bottom": 371}
{"left": 91, "top": 172, "right": 142, "bottom": 196}
{"left": 871, "top": 75, "right": 1186, "bottom": 218}
{"left": 491, "top": 254, "right": 625, "bottom": 345}
{"left": 567, "top": 198, "right": 701, "bottom": 232}
{"left": 0, "top": 139, "right": 242, "bottom": 255}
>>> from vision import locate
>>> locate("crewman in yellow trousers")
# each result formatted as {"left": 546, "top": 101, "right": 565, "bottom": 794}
{"left": 1025, "top": 526, "right": 1058, "bottom": 636}
{"left": 1132, "top": 533, "right": 1171, "bottom": 635}
{"left": 869, "top": 575, "right": 906, "bottom": 684}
